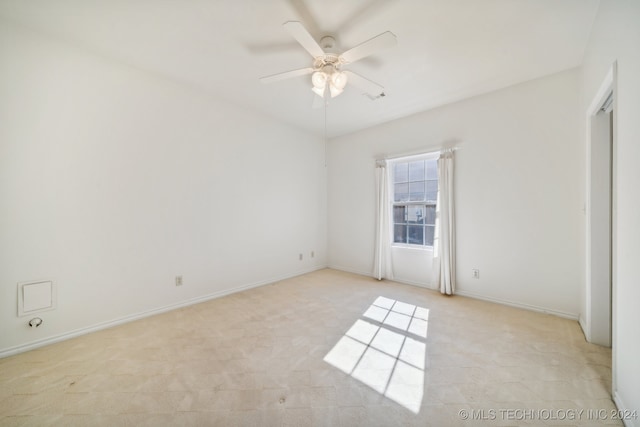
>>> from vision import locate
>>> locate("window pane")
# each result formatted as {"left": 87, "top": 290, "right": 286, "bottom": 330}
{"left": 408, "top": 160, "right": 425, "bottom": 181}
{"left": 426, "top": 159, "right": 438, "bottom": 180}
{"left": 394, "top": 163, "right": 408, "bottom": 183}
{"left": 393, "top": 206, "right": 406, "bottom": 224}
{"left": 424, "top": 205, "right": 436, "bottom": 225}
{"left": 426, "top": 180, "right": 438, "bottom": 202}
{"left": 407, "top": 225, "right": 424, "bottom": 245}
{"left": 394, "top": 225, "right": 407, "bottom": 243}
{"left": 391, "top": 155, "right": 439, "bottom": 247}
{"left": 394, "top": 183, "right": 409, "bottom": 202}
{"left": 425, "top": 225, "right": 435, "bottom": 246}
{"left": 409, "top": 181, "right": 425, "bottom": 201}
{"left": 407, "top": 206, "right": 424, "bottom": 224}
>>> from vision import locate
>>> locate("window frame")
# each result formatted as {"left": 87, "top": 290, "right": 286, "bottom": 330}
{"left": 389, "top": 152, "right": 439, "bottom": 249}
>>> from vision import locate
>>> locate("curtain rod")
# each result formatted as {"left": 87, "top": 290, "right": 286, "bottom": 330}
{"left": 375, "top": 145, "right": 462, "bottom": 163}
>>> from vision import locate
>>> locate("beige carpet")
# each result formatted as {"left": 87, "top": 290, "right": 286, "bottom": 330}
{"left": 0, "top": 269, "right": 618, "bottom": 426}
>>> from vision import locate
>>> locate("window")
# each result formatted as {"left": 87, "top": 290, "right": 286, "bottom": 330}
{"left": 392, "top": 156, "right": 438, "bottom": 247}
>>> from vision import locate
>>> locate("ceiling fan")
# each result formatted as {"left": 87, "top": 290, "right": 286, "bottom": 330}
{"left": 260, "top": 21, "right": 396, "bottom": 101}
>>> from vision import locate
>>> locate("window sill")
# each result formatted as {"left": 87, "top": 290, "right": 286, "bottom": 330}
{"left": 392, "top": 244, "right": 434, "bottom": 252}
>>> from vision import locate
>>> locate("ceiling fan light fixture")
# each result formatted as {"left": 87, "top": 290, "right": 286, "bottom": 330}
{"left": 329, "top": 85, "right": 344, "bottom": 98}
{"left": 331, "top": 71, "right": 348, "bottom": 90}
{"left": 311, "top": 85, "right": 326, "bottom": 97}
{"left": 311, "top": 71, "right": 327, "bottom": 89}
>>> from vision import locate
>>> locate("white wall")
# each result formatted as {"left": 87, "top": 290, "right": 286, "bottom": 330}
{"left": 328, "top": 68, "right": 583, "bottom": 318}
{"left": 0, "top": 21, "right": 327, "bottom": 355}
{"left": 581, "top": 0, "right": 640, "bottom": 420}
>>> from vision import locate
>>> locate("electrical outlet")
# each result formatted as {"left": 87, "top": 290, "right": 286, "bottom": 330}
{"left": 175, "top": 276, "right": 183, "bottom": 286}
{"left": 311, "top": 251, "right": 315, "bottom": 258}
{"left": 299, "top": 253, "right": 303, "bottom": 261}
{"left": 472, "top": 269, "right": 480, "bottom": 279}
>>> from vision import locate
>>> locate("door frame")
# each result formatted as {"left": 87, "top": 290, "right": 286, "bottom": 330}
{"left": 583, "top": 61, "right": 617, "bottom": 392}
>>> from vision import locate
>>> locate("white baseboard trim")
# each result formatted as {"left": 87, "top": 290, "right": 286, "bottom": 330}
{"left": 388, "top": 277, "right": 437, "bottom": 291}
{"left": 456, "top": 289, "right": 579, "bottom": 320}
{"left": 328, "top": 266, "right": 577, "bottom": 319}
{"left": 613, "top": 391, "right": 637, "bottom": 427}
{"left": 0, "top": 264, "right": 328, "bottom": 359}
{"left": 328, "top": 264, "right": 373, "bottom": 278}
{"left": 578, "top": 315, "right": 590, "bottom": 341}
{"left": 328, "top": 265, "right": 436, "bottom": 290}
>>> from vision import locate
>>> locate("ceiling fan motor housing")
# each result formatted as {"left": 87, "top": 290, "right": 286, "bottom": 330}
{"left": 314, "top": 54, "right": 341, "bottom": 71}
{"left": 319, "top": 36, "right": 337, "bottom": 52}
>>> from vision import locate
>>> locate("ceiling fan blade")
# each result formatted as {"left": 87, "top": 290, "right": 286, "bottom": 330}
{"left": 245, "top": 41, "right": 302, "bottom": 55}
{"left": 283, "top": 21, "right": 325, "bottom": 58}
{"left": 340, "top": 31, "right": 397, "bottom": 64}
{"left": 286, "top": 0, "right": 322, "bottom": 39}
{"left": 334, "top": 0, "right": 395, "bottom": 36}
{"left": 343, "top": 71, "right": 385, "bottom": 97}
{"left": 260, "top": 67, "right": 314, "bottom": 84}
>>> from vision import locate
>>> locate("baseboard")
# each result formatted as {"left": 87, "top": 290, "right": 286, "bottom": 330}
{"left": 329, "top": 265, "right": 436, "bottom": 290}
{"left": 0, "top": 264, "right": 328, "bottom": 359}
{"left": 613, "top": 391, "right": 637, "bottom": 427}
{"left": 455, "top": 289, "right": 579, "bottom": 320}
{"left": 328, "top": 264, "right": 373, "bottom": 278}
{"left": 328, "top": 266, "right": 577, "bottom": 319}
{"left": 578, "top": 315, "right": 590, "bottom": 341}
{"left": 388, "top": 277, "right": 437, "bottom": 291}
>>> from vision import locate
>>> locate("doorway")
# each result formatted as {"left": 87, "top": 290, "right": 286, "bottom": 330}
{"left": 584, "top": 63, "right": 616, "bottom": 357}
{"left": 587, "top": 104, "right": 612, "bottom": 347}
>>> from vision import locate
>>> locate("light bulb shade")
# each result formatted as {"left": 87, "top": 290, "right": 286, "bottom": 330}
{"left": 311, "top": 86, "right": 325, "bottom": 98}
{"left": 331, "top": 71, "right": 348, "bottom": 90}
{"left": 311, "top": 71, "right": 327, "bottom": 88}
{"left": 329, "top": 85, "right": 344, "bottom": 98}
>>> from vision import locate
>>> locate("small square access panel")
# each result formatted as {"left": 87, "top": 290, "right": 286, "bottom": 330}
{"left": 18, "top": 280, "right": 56, "bottom": 317}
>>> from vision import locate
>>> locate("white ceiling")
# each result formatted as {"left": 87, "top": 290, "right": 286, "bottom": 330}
{"left": 0, "top": 0, "right": 600, "bottom": 138}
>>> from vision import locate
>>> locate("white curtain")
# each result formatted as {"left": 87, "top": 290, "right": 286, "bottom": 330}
{"left": 435, "top": 150, "right": 456, "bottom": 295}
{"left": 373, "top": 160, "right": 393, "bottom": 280}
